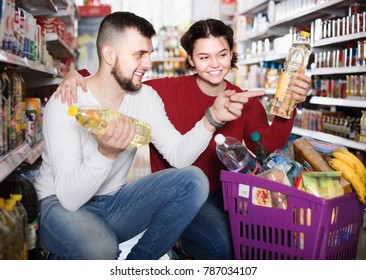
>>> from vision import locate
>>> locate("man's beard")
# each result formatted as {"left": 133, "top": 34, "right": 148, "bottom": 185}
{"left": 111, "top": 59, "right": 142, "bottom": 92}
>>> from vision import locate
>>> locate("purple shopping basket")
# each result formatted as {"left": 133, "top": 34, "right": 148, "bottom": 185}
{"left": 220, "top": 170, "right": 365, "bottom": 260}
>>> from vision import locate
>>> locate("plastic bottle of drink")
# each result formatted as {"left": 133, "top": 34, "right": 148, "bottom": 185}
{"left": 270, "top": 31, "right": 311, "bottom": 119}
{"left": 250, "top": 132, "right": 269, "bottom": 166}
{"left": 214, "top": 134, "right": 264, "bottom": 175}
{"left": 68, "top": 105, "right": 151, "bottom": 147}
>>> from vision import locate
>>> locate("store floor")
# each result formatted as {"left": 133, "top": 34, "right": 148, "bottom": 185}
{"left": 357, "top": 227, "right": 366, "bottom": 260}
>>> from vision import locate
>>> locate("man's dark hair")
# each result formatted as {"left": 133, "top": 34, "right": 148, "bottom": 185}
{"left": 180, "top": 19, "right": 238, "bottom": 70}
{"left": 96, "top": 11, "right": 156, "bottom": 59}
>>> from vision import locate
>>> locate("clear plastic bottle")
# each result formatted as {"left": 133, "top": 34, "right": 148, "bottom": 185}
{"left": 68, "top": 105, "right": 151, "bottom": 147}
{"left": 250, "top": 132, "right": 269, "bottom": 166}
{"left": 214, "top": 134, "right": 264, "bottom": 175}
{"left": 270, "top": 31, "right": 311, "bottom": 119}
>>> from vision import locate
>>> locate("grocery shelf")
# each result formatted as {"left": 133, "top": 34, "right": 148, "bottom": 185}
{"left": 45, "top": 33, "right": 76, "bottom": 58}
{"left": 269, "top": 0, "right": 352, "bottom": 29}
{"left": 238, "top": 52, "right": 287, "bottom": 65}
{"left": 313, "top": 31, "right": 366, "bottom": 47}
{"left": 291, "top": 126, "right": 366, "bottom": 151}
{"left": 0, "top": 140, "right": 44, "bottom": 183}
{"left": 311, "top": 66, "right": 366, "bottom": 75}
{"left": 235, "top": 28, "right": 284, "bottom": 43}
{"left": 0, "top": 142, "right": 31, "bottom": 183}
{"left": 16, "top": 0, "right": 58, "bottom": 16}
{"left": 0, "top": 49, "right": 60, "bottom": 88}
{"left": 25, "top": 140, "right": 44, "bottom": 165}
{"left": 310, "top": 96, "right": 366, "bottom": 108}
{"left": 0, "top": 49, "right": 28, "bottom": 67}
{"left": 236, "top": 0, "right": 269, "bottom": 16}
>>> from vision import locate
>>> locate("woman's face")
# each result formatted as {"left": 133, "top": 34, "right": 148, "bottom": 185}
{"left": 188, "top": 36, "right": 232, "bottom": 86}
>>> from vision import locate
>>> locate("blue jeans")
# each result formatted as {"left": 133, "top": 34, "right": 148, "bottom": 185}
{"left": 38, "top": 166, "right": 209, "bottom": 260}
{"left": 179, "top": 190, "right": 234, "bottom": 259}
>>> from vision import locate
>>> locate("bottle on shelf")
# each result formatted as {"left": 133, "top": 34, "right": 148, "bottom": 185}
{"left": 214, "top": 134, "right": 264, "bottom": 175}
{"left": 68, "top": 105, "right": 151, "bottom": 148}
{"left": 360, "top": 111, "right": 366, "bottom": 143}
{"left": 270, "top": 31, "right": 311, "bottom": 119}
{"left": 3, "top": 198, "right": 25, "bottom": 259}
{"left": 9, "top": 194, "right": 28, "bottom": 260}
{"left": 250, "top": 132, "right": 269, "bottom": 166}
{"left": 0, "top": 198, "right": 11, "bottom": 260}
{"left": 0, "top": 169, "right": 40, "bottom": 259}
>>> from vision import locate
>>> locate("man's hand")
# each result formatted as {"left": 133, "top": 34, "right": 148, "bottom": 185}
{"left": 95, "top": 116, "right": 136, "bottom": 160}
{"left": 54, "top": 70, "right": 86, "bottom": 106}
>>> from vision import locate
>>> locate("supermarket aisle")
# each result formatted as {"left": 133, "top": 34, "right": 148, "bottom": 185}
{"left": 357, "top": 227, "right": 366, "bottom": 260}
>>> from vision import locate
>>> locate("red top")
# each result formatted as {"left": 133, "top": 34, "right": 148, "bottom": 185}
{"left": 144, "top": 74, "right": 296, "bottom": 193}
{"left": 79, "top": 70, "right": 295, "bottom": 192}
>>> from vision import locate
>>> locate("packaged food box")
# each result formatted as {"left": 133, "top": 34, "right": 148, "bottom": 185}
{"left": 293, "top": 137, "right": 352, "bottom": 193}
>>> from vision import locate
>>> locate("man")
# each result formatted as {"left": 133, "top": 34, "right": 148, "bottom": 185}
{"left": 35, "top": 12, "right": 261, "bottom": 259}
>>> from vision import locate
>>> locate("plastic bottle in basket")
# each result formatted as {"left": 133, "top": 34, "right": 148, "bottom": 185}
{"left": 214, "top": 134, "right": 264, "bottom": 175}
{"left": 68, "top": 105, "right": 151, "bottom": 148}
{"left": 250, "top": 131, "right": 269, "bottom": 166}
{"left": 269, "top": 31, "right": 311, "bottom": 119}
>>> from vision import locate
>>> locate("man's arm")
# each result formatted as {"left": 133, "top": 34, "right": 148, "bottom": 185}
{"left": 43, "top": 95, "right": 116, "bottom": 211}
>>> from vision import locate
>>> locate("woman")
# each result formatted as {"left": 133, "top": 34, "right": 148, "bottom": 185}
{"left": 55, "top": 19, "right": 311, "bottom": 259}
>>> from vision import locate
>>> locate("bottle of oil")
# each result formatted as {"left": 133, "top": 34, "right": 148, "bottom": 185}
{"left": 9, "top": 194, "right": 28, "bottom": 260}
{"left": 0, "top": 169, "right": 39, "bottom": 259}
{"left": 3, "top": 198, "right": 23, "bottom": 259}
{"left": 270, "top": 31, "right": 311, "bottom": 119}
{"left": 68, "top": 105, "right": 151, "bottom": 147}
{"left": 0, "top": 198, "right": 11, "bottom": 260}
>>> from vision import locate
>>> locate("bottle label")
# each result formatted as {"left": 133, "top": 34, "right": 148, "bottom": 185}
{"left": 275, "top": 71, "right": 291, "bottom": 100}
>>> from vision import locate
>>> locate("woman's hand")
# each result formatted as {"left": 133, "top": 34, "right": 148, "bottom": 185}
{"left": 289, "top": 73, "right": 312, "bottom": 103}
{"left": 54, "top": 70, "right": 87, "bottom": 106}
{"left": 204, "top": 89, "right": 265, "bottom": 130}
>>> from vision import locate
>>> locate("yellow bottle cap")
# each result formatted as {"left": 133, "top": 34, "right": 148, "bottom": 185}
{"left": 68, "top": 105, "right": 79, "bottom": 117}
{"left": 10, "top": 194, "right": 22, "bottom": 201}
{"left": 300, "top": 31, "right": 310, "bottom": 38}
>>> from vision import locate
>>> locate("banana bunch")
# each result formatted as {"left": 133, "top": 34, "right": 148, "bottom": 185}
{"left": 326, "top": 148, "right": 366, "bottom": 204}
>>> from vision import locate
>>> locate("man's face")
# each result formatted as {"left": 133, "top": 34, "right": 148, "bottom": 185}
{"left": 111, "top": 28, "right": 153, "bottom": 92}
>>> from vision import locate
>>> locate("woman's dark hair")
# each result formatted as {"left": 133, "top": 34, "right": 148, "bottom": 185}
{"left": 96, "top": 12, "right": 156, "bottom": 59}
{"left": 180, "top": 19, "right": 238, "bottom": 70}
